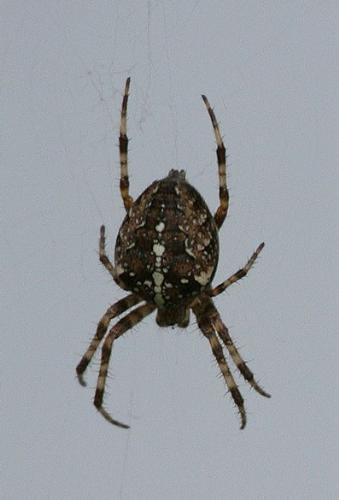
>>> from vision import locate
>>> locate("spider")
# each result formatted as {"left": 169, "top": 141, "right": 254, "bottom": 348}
{"left": 76, "top": 78, "right": 270, "bottom": 429}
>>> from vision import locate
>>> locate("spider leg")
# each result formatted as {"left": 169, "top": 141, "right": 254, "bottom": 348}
{"left": 76, "top": 293, "right": 142, "bottom": 386}
{"left": 201, "top": 94, "right": 229, "bottom": 230}
{"left": 99, "top": 225, "right": 121, "bottom": 283}
{"left": 119, "top": 77, "right": 133, "bottom": 211}
{"left": 94, "top": 302, "right": 156, "bottom": 428}
{"left": 209, "top": 302, "right": 271, "bottom": 398}
{"left": 209, "top": 242, "right": 265, "bottom": 298}
{"left": 195, "top": 312, "right": 247, "bottom": 429}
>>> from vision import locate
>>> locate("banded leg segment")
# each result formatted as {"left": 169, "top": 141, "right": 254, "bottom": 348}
{"left": 99, "top": 225, "right": 119, "bottom": 282}
{"left": 202, "top": 95, "right": 229, "bottom": 230}
{"left": 209, "top": 303, "right": 271, "bottom": 398}
{"left": 76, "top": 293, "right": 142, "bottom": 386}
{"left": 209, "top": 242, "right": 265, "bottom": 298}
{"left": 119, "top": 77, "right": 133, "bottom": 211}
{"left": 94, "top": 302, "right": 156, "bottom": 428}
{"left": 197, "top": 316, "right": 247, "bottom": 429}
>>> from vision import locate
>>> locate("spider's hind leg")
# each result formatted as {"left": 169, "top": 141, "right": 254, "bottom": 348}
{"left": 76, "top": 293, "right": 142, "bottom": 386}
{"left": 209, "top": 302, "right": 271, "bottom": 398}
{"left": 193, "top": 299, "right": 247, "bottom": 429}
{"left": 94, "top": 302, "right": 156, "bottom": 428}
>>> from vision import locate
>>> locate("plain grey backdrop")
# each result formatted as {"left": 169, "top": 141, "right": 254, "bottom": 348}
{"left": 2, "top": 2, "right": 338, "bottom": 499}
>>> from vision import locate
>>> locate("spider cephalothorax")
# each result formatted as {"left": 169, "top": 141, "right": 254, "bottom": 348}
{"left": 76, "top": 78, "right": 270, "bottom": 429}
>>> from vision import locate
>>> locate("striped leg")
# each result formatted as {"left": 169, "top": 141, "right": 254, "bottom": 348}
{"left": 94, "top": 302, "right": 156, "bottom": 428}
{"left": 210, "top": 303, "right": 270, "bottom": 398}
{"left": 209, "top": 242, "right": 265, "bottom": 298}
{"left": 76, "top": 294, "right": 142, "bottom": 386}
{"left": 199, "top": 318, "right": 246, "bottom": 429}
{"left": 99, "top": 225, "right": 118, "bottom": 281}
{"left": 119, "top": 77, "right": 133, "bottom": 211}
{"left": 202, "top": 94, "right": 229, "bottom": 230}
{"left": 193, "top": 299, "right": 246, "bottom": 429}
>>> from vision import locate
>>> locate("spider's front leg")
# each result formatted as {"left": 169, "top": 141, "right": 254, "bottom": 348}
{"left": 202, "top": 94, "right": 229, "bottom": 230}
{"left": 119, "top": 77, "right": 133, "bottom": 211}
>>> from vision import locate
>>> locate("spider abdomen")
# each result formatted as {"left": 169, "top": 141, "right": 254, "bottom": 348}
{"left": 115, "top": 169, "right": 219, "bottom": 309}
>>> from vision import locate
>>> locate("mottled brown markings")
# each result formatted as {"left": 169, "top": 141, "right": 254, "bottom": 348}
{"left": 77, "top": 78, "right": 269, "bottom": 430}
{"left": 115, "top": 170, "right": 219, "bottom": 310}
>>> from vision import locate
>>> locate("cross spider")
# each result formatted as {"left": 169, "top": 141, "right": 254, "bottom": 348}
{"left": 76, "top": 78, "right": 270, "bottom": 429}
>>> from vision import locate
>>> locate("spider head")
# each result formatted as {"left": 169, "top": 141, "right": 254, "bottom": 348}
{"left": 156, "top": 305, "right": 190, "bottom": 328}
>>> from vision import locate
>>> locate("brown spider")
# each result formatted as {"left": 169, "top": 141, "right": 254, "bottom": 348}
{"left": 76, "top": 78, "right": 270, "bottom": 429}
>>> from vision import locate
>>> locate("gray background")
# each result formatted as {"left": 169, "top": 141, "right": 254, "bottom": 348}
{"left": 2, "top": 2, "right": 338, "bottom": 499}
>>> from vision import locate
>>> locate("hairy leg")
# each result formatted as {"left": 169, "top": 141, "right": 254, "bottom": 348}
{"left": 193, "top": 299, "right": 247, "bottom": 429}
{"left": 94, "top": 302, "right": 156, "bottom": 428}
{"left": 201, "top": 94, "right": 229, "bottom": 229}
{"left": 209, "top": 242, "right": 264, "bottom": 298}
{"left": 76, "top": 294, "right": 142, "bottom": 386}
{"left": 209, "top": 302, "right": 270, "bottom": 398}
{"left": 119, "top": 77, "right": 133, "bottom": 211}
